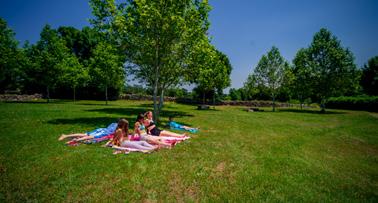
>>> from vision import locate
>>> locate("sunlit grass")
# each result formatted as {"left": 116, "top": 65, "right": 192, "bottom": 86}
{"left": 0, "top": 100, "right": 377, "bottom": 201}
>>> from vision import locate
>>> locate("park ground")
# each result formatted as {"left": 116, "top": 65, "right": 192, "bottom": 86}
{"left": 0, "top": 100, "right": 377, "bottom": 202}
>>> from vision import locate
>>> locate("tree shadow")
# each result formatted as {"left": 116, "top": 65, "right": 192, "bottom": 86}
{"left": 277, "top": 108, "right": 346, "bottom": 115}
{"left": 85, "top": 107, "right": 194, "bottom": 119}
{"left": 4, "top": 101, "right": 47, "bottom": 104}
{"left": 47, "top": 116, "right": 125, "bottom": 126}
{"left": 76, "top": 103, "right": 117, "bottom": 106}
{"left": 136, "top": 103, "right": 180, "bottom": 109}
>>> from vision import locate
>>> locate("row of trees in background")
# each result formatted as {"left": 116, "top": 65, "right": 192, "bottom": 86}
{"left": 0, "top": 0, "right": 233, "bottom": 122}
{"left": 1, "top": 18, "right": 126, "bottom": 103}
{"left": 229, "top": 28, "right": 378, "bottom": 112}
{"left": 2, "top": 1, "right": 377, "bottom": 115}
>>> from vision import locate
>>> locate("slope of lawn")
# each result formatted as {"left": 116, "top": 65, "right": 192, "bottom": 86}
{"left": 0, "top": 100, "right": 377, "bottom": 202}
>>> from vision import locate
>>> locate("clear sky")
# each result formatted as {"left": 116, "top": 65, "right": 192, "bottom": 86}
{"left": 1, "top": 0, "right": 378, "bottom": 89}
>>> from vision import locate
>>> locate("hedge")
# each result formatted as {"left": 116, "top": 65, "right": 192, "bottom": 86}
{"left": 326, "top": 96, "right": 378, "bottom": 112}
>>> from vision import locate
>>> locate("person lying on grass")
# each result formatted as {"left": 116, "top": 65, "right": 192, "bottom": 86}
{"left": 132, "top": 114, "right": 175, "bottom": 148}
{"left": 58, "top": 122, "right": 117, "bottom": 144}
{"left": 105, "top": 118, "right": 157, "bottom": 154}
{"left": 168, "top": 116, "right": 199, "bottom": 133}
{"left": 144, "top": 111, "right": 188, "bottom": 138}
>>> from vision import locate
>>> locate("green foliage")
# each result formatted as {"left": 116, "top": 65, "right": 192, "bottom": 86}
{"left": 0, "top": 18, "right": 27, "bottom": 92}
{"left": 246, "top": 46, "right": 289, "bottom": 111}
{"left": 25, "top": 25, "right": 74, "bottom": 101}
{"left": 229, "top": 88, "right": 242, "bottom": 100}
{"left": 59, "top": 55, "right": 89, "bottom": 101}
{"left": 294, "top": 28, "right": 360, "bottom": 112}
{"left": 326, "top": 96, "right": 378, "bottom": 112}
{"left": 89, "top": 42, "right": 125, "bottom": 104}
{"left": 360, "top": 56, "right": 378, "bottom": 95}
{"left": 57, "top": 26, "right": 103, "bottom": 65}
{"left": 292, "top": 48, "right": 314, "bottom": 105}
{"left": 189, "top": 45, "right": 232, "bottom": 103}
{"left": 90, "top": 0, "right": 214, "bottom": 120}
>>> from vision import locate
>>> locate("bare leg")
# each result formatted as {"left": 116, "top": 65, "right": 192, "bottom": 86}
{"left": 160, "top": 130, "right": 186, "bottom": 138}
{"left": 59, "top": 133, "right": 87, "bottom": 141}
{"left": 71, "top": 135, "right": 95, "bottom": 142}
{"left": 146, "top": 136, "right": 172, "bottom": 148}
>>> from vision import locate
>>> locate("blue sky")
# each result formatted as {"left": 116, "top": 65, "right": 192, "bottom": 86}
{"left": 1, "top": 0, "right": 378, "bottom": 89}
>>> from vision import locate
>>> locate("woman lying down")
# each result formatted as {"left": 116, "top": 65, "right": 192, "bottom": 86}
{"left": 59, "top": 118, "right": 190, "bottom": 154}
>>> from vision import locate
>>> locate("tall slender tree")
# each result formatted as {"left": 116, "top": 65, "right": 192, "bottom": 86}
{"left": 247, "top": 46, "right": 288, "bottom": 111}
{"left": 89, "top": 42, "right": 124, "bottom": 105}
{"left": 27, "top": 25, "right": 71, "bottom": 102}
{"left": 292, "top": 48, "right": 314, "bottom": 108}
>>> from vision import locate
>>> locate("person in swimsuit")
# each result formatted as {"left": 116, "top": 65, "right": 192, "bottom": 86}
{"left": 144, "top": 111, "right": 187, "bottom": 138}
{"left": 108, "top": 119, "right": 157, "bottom": 153}
{"left": 168, "top": 116, "right": 199, "bottom": 133}
{"left": 58, "top": 122, "right": 117, "bottom": 144}
{"left": 133, "top": 114, "right": 174, "bottom": 148}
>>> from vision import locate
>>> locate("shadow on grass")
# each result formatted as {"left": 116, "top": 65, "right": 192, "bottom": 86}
{"left": 277, "top": 108, "right": 346, "bottom": 115}
{"left": 4, "top": 100, "right": 69, "bottom": 104}
{"left": 76, "top": 103, "right": 117, "bottom": 106}
{"left": 4, "top": 101, "right": 47, "bottom": 104}
{"left": 47, "top": 116, "right": 133, "bottom": 127}
{"left": 137, "top": 103, "right": 180, "bottom": 109}
{"left": 85, "top": 107, "right": 194, "bottom": 118}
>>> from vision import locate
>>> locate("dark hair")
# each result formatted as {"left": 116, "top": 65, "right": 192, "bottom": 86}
{"left": 145, "top": 111, "right": 152, "bottom": 117}
{"left": 112, "top": 119, "right": 128, "bottom": 146}
{"left": 136, "top": 113, "right": 145, "bottom": 122}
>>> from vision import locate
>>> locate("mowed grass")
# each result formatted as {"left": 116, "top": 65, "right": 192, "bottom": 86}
{"left": 0, "top": 100, "right": 377, "bottom": 202}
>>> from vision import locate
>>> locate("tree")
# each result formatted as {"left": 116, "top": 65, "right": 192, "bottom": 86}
{"left": 360, "top": 56, "right": 378, "bottom": 95}
{"left": 89, "top": 42, "right": 124, "bottom": 105}
{"left": 0, "top": 18, "right": 26, "bottom": 93}
{"left": 229, "top": 88, "right": 241, "bottom": 101}
{"left": 58, "top": 26, "right": 103, "bottom": 64}
{"left": 59, "top": 55, "right": 89, "bottom": 102}
{"left": 187, "top": 40, "right": 232, "bottom": 104}
{"left": 247, "top": 46, "right": 288, "bottom": 111}
{"left": 298, "top": 28, "right": 360, "bottom": 112}
{"left": 26, "top": 25, "right": 72, "bottom": 102}
{"left": 90, "top": 0, "right": 212, "bottom": 122}
{"left": 243, "top": 74, "right": 260, "bottom": 100}
{"left": 292, "top": 48, "right": 313, "bottom": 108}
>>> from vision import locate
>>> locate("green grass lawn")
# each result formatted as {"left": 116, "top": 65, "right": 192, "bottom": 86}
{"left": 0, "top": 100, "right": 377, "bottom": 202}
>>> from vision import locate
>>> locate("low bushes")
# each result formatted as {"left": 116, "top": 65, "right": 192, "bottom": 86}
{"left": 326, "top": 96, "right": 378, "bottom": 112}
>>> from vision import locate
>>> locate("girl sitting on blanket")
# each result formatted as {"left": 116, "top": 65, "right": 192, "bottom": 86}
{"left": 132, "top": 114, "right": 174, "bottom": 148}
{"left": 58, "top": 122, "right": 117, "bottom": 144}
{"left": 107, "top": 118, "right": 157, "bottom": 153}
{"left": 168, "top": 116, "right": 199, "bottom": 133}
{"left": 144, "top": 111, "right": 187, "bottom": 138}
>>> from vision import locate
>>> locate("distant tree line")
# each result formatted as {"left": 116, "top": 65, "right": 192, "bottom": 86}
{"left": 1, "top": 18, "right": 126, "bottom": 102}
{"left": 229, "top": 28, "right": 378, "bottom": 112}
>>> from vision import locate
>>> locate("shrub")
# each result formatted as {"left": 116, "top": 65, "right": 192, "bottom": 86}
{"left": 326, "top": 96, "right": 378, "bottom": 112}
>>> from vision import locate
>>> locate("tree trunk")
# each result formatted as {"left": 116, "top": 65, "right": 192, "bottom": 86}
{"left": 320, "top": 97, "right": 326, "bottom": 113}
{"left": 105, "top": 85, "right": 108, "bottom": 105}
{"left": 46, "top": 86, "right": 50, "bottom": 103}
{"left": 272, "top": 95, "right": 275, "bottom": 112}
{"left": 73, "top": 86, "right": 76, "bottom": 103}
{"left": 153, "top": 78, "right": 158, "bottom": 124}
{"left": 202, "top": 92, "right": 206, "bottom": 104}
{"left": 157, "top": 89, "right": 165, "bottom": 122}
{"left": 213, "top": 88, "right": 215, "bottom": 105}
